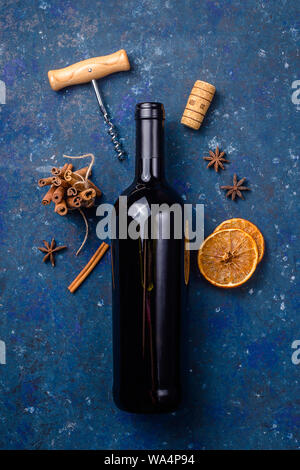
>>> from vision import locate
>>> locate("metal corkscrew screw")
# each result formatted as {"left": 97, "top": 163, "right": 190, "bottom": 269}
{"left": 92, "top": 79, "right": 125, "bottom": 161}
{"left": 105, "top": 115, "right": 125, "bottom": 161}
{"left": 48, "top": 49, "right": 130, "bottom": 162}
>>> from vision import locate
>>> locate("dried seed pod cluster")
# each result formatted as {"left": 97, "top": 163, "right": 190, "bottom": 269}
{"left": 38, "top": 163, "right": 101, "bottom": 216}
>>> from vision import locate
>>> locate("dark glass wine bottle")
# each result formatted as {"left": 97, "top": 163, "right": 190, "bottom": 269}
{"left": 111, "top": 103, "right": 186, "bottom": 413}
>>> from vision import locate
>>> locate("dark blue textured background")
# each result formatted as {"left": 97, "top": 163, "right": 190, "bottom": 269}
{"left": 0, "top": 0, "right": 299, "bottom": 450}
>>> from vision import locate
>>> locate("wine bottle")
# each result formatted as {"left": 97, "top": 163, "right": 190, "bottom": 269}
{"left": 111, "top": 103, "right": 186, "bottom": 413}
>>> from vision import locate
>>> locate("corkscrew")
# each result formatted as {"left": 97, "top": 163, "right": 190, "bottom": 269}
{"left": 91, "top": 79, "right": 125, "bottom": 161}
{"left": 48, "top": 49, "right": 130, "bottom": 161}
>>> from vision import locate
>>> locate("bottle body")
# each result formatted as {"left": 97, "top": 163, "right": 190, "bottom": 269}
{"left": 112, "top": 103, "right": 186, "bottom": 413}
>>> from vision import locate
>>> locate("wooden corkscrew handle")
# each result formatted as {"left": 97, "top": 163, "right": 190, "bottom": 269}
{"left": 48, "top": 49, "right": 130, "bottom": 91}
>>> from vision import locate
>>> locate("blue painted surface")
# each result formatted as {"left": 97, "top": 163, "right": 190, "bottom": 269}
{"left": 0, "top": 0, "right": 299, "bottom": 450}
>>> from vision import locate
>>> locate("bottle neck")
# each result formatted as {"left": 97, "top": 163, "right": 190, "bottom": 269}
{"left": 135, "top": 118, "right": 165, "bottom": 183}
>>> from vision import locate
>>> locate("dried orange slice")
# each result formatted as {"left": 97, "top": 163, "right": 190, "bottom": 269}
{"left": 198, "top": 229, "right": 258, "bottom": 288}
{"left": 214, "top": 218, "right": 264, "bottom": 263}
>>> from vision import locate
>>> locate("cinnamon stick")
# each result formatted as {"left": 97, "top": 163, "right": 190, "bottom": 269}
{"left": 67, "top": 186, "right": 78, "bottom": 197}
{"left": 54, "top": 200, "right": 68, "bottom": 216}
{"left": 52, "top": 177, "right": 69, "bottom": 188}
{"left": 42, "top": 185, "right": 55, "bottom": 205}
{"left": 59, "top": 163, "right": 70, "bottom": 177}
{"left": 73, "top": 180, "right": 101, "bottom": 197}
{"left": 38, "top": 177, "right": 54, "bottom": 187}
{"left": 78, "top": 188, "right": 96, "bottom": 201}
{"left": 65, "top": 169, "right": 89, "bottom": 181}
{"left": 64, "top": 171, "right": 86, "bottom": 184}
{"left": 63, "top": 172, "right": 101, "bottom": 197}
{"left": 85, "top": 180, "right": 101, "bottom": 198}
{"left": 67, "top": 195, "right": 82, "bottom": 209}
{"left": 68, "top": 242, "right": 109, "bottom": 293}
{"left": 64, "top": 169, "right": 73, "bottom": 182}
{"left": 51, "top": 167, "right": 61, "bottom": 176}
{"left": 52, "top": 185, "right": 65, "bottom": 204}
{"left": 51, "top": 164, "right": 70, "bottom": 176}
{"left": 74, "top": 166, "right": 90, "bottom": 178}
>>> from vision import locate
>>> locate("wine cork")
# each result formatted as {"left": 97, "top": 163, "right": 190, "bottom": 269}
{"left": 181, "top": 80, "right": 216, "bottom": 130}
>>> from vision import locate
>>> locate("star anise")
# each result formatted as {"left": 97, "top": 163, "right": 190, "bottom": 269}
{"left": 221, "top": 174, "right": 250, "bottom": 200}
{"left": 38, "top": 239, "right": 67, "bottom": 267}
{"left": 203, "top": 146, "right": 229, "bottom": 172}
